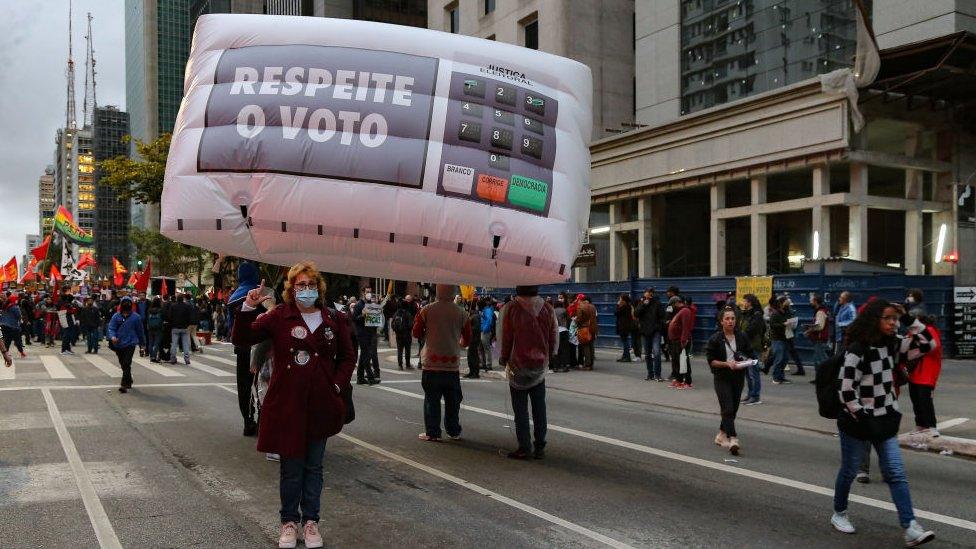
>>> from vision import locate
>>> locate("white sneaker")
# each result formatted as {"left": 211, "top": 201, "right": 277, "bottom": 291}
{"left": 266, "top": 453, "right": 280, "bottom": 462}
{"left": 278, "top": 521, "right": 298, "bottom": 548}
{"left": 303, "top": 520, "right": 324, "bottom": 549}
{"left": 904, "top": 520, "right": 935, "bottom": 547}
{"left": 927, "top": 428, "right": 940, "bottom": 438}
{"left": 831, "top": 511, "right": 856, "bottom": 534}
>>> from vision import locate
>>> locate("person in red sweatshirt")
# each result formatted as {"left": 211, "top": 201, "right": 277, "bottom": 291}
{"left": 667, "top": 296, "right": 694, "bottom": 388}
{"left": 907, "top": 316, "right": 942, "bottom": 437}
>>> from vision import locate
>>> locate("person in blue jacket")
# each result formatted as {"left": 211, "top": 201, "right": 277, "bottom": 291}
{"left": 108, "top": 297, "right": 146, "bottom": 393}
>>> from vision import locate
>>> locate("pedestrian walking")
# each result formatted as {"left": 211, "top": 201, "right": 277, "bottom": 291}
{"left": 500, "top": 285, "right": 557, "bottom": 459}
{"left": 830, "top": 299, "right": 937, "bottom": 546}
{"left": 233, "top": 262, "right": 356, "bottom": 549}
{"left": 782, "top": 297, "right": 805, "bottom": 375}
{"left": 907, "top": 315, "right": 942, "bottom": 437}
{"left": 834, "top": 291, "right": 857, "bottom": 352}
{"left": 464, "top": 302, "right": 481, "bottom": 378}
{"left": 805, "top": 294, "right": 831, "bottom": 366}
{"left": 767, "top": 297, "right": 793, "bottom": 384}
{"left": 391, "top": 298, "right": 416, "bottom": 370}
{"left": 229, "top": 261, "right": 262, "bottom": 437}
{"left": 107, "top": 297, "right": 146, "bottom": 393}
{"left": 574, "top": 295, "right": 598, "bottom": 370}
{"left": 19, "top": 293, "right": 35, "bottom": 346}
{"left": 553, "top": 293, "right": 573, "bottom": 373}
{"left": 738, "top": 294, "right": 765, "bottom": 405}
{"left": 166, "top": 294, "right": 194, "bottom": 365}
{"left": 707, "top": 307, "right": 755, "bottom": 455}
{"left": 146, "top": 297, "right": 164, "bottom": 362}
{"left": 635, "top": 288, "right": 664, "bottom": 381}
{"left": 352, "top": 290, "right": 383, "bottom": 384}
{"left": 1, "top": 335, "right": 11, "bottom": 367}
{"left": 0, "top": 293, "right": 26, "bottom": 358}
{"left": 57, "top": 290, "right": 79, "bottom": 354}
{"left": 478, "top": 297, "right": 495, "bottom": 370}
{"left": 412, "top": 284, "right": 471, "bottom": 442}
{"left": 614, "top": 294, "right": 637, "bottom": 362}
{"left": 667, "top": 296, "right": 693, "bottom": 388}
{"left": 78, "top": 297, "right": 102, "bottom": 354}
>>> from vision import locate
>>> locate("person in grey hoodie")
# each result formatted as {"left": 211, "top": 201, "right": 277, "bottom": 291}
{"left": 499, "top": 285, "right": 558, "bottom": 460}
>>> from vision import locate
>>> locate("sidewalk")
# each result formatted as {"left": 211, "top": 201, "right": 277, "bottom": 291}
{"left": 482, "top": 347, "right": 976, "bottom": 459}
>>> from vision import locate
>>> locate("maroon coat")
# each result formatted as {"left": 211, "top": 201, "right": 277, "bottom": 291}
{"left": 232, "top": 302, "right": 356, "bottom": 458}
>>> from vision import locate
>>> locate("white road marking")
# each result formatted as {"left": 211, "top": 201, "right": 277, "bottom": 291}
{"left": 936, "top": 418, "right": 969, "bottom": 431}
{"left": 379, "top": 367, "right": 413, "bottom": 376}
{"left": 82, "top": 355, "right": 122, "bottom": 378}
{"left": 0, "top": 382, "right": 236, "bottom": 392}
{"left": 338, "top": 433, "right": 635, "bottom": 549}
{"left": 194, "top": 353, "right": 237, "bottom": 367}
{"left": 184, "top": 359, "right": 235, "bottom": 377}
{"left": 0, "top": 362, "right": 14, "bottom": 380}
{"left": 373, "top": 386, "right": 976, "bottom": 533}
{"left": 132, "top": 356, "right": 185, "bottom": 377}
{"left": 39, "top": 355, "right": 75, "bottom": 379}
{"left": 41, "top": 389, "right": 123, "bottom": 549}
{"left": 0, "top": 461, "right": 150, "bottom": 506}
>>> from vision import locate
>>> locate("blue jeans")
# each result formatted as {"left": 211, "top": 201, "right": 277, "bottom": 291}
{"left": 422, "top": 371, "right": 462, "bottom": 438}
{"left": 642, "top": 333, "right": 662, "bottom": 378}
{"left": 834, "top": 431, "right": 915, "bottom": 527}
{"left": 770, "top": 340, "right": 789, "bottom": 382}
{"left": 148, "top": 330, "right": 162, "bottom": 360}
{"left": 84, "top": 327, "right": 100, "bottom": 353}
{"left": 511, "top": 381, "right": 547, "bottom": 452}
{"left": 170, "top": 328, "right": 190, "bottom": 362}
{"left": 746, "top": 356, "right": 762, "bottom": 399}
{"left": 279, "top": 438, "right": 326, "bottom": 524}
{"left": 812, "top": 341, "right": 830, "bottom": 366}
{"left": 619, "top": 333, "right": 632, "bottom": 359}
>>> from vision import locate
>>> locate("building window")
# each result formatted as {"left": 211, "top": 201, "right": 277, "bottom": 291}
{"left": 522, "top": 16, "right": 539, "bottom": 50}
{"left": 446, "top": 3, "right": 459, "bottom": 33}
{"left": 484, "top": 0, "right": 495, "bottom": 15}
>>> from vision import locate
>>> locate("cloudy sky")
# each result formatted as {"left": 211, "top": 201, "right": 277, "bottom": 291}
{"left": 0, "top": 0, "right": 124, "bottom": 268}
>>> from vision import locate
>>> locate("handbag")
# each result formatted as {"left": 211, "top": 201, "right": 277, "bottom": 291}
{"left": 577, "top": 326, "right": 593, "bottom": 344}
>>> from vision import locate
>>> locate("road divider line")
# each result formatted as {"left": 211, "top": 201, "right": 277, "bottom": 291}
{"left": 184, "top": 359, "right": 235, "bottom": 377}
{"left": 338, "top": 433, "right": 635, "bottom": 549}
{"left": 372, "top": 385, "right": 976, "bottom": 533}
{"left": 41, "top": 388, "right": 123, "bottom": 549}
{"left": 132, "top": 357, "right": 185, "bottom": 377}
{"left": 82, "top": 355, "right": 122, "bottom": 378}
{"left": 936, "top": 418, "right": 969, "bottom": 431}
{"left": 40, "top": 355, "right": 75, "bottom": 379}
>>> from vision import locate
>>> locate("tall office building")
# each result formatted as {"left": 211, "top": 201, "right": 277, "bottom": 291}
{"left": 93, "top": 106, "right": 133, "bottom": 273}
{"left": 53, "top": 126, "right": 95, "bottom": 252}
{"left": 38, "top": 165, "right": 56, "bottom": 236}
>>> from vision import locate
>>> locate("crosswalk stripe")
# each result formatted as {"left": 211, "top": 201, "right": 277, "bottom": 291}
{"left": 82, "top": 355, "right": 122, "bottom": 378}
{"left": 39, "top": 356, "right": 76, "bottom": 379}
{"left": 131, "top": 357, "right": 185, "bottom": 378}
{"left": 195, "top": 353, "right": 236, "bottom": 367}
{"left": 184, "top": 358, "right": 234, "bottom": 377}
{"left": 0, "top": 363, "right": 15, "bottom": 380}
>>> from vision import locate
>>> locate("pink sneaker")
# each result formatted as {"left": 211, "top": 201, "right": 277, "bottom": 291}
{"left": 278, "top": 522, "right": 297, "bottom": 549}
{"left": 303, "top": 520, "right": 323, "bottom": 548}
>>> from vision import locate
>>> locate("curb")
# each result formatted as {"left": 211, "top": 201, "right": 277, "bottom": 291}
{"left": 898, "top": 432, "right": 976, "bottom": 458}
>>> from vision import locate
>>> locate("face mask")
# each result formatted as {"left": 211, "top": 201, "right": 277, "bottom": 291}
{"left": 364, "top": 293, "right": 373, "bottom": 301}
{"left": 906, "top": 296, "right": 915, "bottom": 304}
{"left": 296, "top": 289, "right": 318, "bottom": 308}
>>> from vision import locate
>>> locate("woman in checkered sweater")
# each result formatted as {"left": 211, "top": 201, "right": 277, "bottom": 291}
{"left": 829, "top": 299, "right": 937, "bottom": 547}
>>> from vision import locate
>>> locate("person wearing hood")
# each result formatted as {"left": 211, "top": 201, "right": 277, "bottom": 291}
{"left": 500, "top": 286, "right": 558, "bottom": 459}
{"left": 107, "top": 297, "right": 146, "bottom": 393}
{"left": 229, "top": 261, "right": 262, "bottom": 436}
{"left": 412, "top": 284, "right": 472, "bottom": 442}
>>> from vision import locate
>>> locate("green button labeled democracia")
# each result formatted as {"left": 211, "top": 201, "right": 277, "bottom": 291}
{"left": 508, "top": 175, "right": 548, "bottom": 212}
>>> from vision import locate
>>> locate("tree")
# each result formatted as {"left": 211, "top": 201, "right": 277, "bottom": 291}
{"left": 129, "top": 227, "right": 211, "bottom": 286}
{"left": 99, "top": 133, "right": 171, "bottom": 204}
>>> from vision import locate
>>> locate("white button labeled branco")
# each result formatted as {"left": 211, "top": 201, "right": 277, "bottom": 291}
{"left": 442, "top": 164, "right": 475, "bottom": 194}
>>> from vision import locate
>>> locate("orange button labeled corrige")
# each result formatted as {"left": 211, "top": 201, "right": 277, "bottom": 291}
{"left": 476, "top": 174, "right": 509, "bottom": 203}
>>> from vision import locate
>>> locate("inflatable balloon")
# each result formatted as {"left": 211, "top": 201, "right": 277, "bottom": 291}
{"left": 162, "top": 14, "right": 592, "bottom": 286}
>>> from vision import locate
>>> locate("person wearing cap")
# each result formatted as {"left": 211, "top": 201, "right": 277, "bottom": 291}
{"left": 107, "top": 297, "right": 146, "bottom": 393}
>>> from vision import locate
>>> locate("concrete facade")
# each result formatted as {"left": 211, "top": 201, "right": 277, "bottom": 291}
{"left": 873, "top": 0, "right": 976, "bottom": 48}
{"left": 428, "top": 0, "right": 635, "bottom": 139}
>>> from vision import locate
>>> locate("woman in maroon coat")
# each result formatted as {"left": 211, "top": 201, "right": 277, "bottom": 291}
{"left": 232, "top": 261, "right": 355, "bottom": 549}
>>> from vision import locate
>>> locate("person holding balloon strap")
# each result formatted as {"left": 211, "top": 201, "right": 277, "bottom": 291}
{"left": 232, "top": 262, "right": 355, "bottom": 549}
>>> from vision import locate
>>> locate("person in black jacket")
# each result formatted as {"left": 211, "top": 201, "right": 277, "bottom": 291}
{"left": 614, "top": 294, "right": 637, "bottom": 362}
{"left": 635, "top": 288, "right": 664, "bottom": 381}
{"left": 706, "top": 307, "right": 755, "bottom": 455}
{"left": 166, "top": 294, "right": 195, "bottom": 365}
{"left": 77, "top": 297, "right": 102, "bottom": 354}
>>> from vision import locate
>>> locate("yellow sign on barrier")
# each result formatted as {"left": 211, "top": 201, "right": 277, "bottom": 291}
{"left": 735, "top": 276, "right": 773, "bottom": 305}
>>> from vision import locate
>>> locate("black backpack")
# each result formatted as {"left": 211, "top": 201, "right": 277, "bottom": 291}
{"left": 391, "top": 309, "right": 410, "bottom": 334}
{"left": 814, "top": 345, "right": 850, "bottom": 419}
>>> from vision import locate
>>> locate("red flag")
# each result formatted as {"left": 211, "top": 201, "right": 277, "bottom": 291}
{"left": 127, "top": 272, "right": 139, "bottom": 287}
{"left": 19, "top": 270, "right": 35, "bottom": 284}
{"left": 76, "top": 252, "right": 96, "bottom": 270}
{"left": 160, "top": 278, "right": 169, "bottom": 297}
{"left": 50, "top": 264, "right": 63, "bottom": 285}
{"left": 3, "top": 257, "right": 17, "bottom": 283}
{"left": 113, "top": 257, "right": 128, "bottom": 287}
{"left": 134, "top": 260, "right": 152, "bottom": 293}
{"left": 31, "top": 235, "right": 51, "bottom": 262}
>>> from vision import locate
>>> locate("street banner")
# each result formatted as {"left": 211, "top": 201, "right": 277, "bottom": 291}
{"left": 572, "top": 243, "right": 597, "bottom": 268}
{"left": 363, "top": 303, "right": 384, "bottom": 328}
{"left": 735, "top": 276, "right": 773, "bottom": 305}
{"left": 54, "top": 205, "right": 94, "bottom": 246}
{"left": 30, "top": 235, "right": 51, "bottom": 262}
{"left": 60, "top": 245, "right": 88, "bottom": 282}
{"left": 161, "top": 14, "right": 592, "bottom": 286}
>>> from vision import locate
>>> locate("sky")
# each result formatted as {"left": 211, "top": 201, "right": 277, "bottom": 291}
{"left": 0, "top": 0, "right": 125, "bottom": 269}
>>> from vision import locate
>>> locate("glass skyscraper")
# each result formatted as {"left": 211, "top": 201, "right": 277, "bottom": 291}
{"left": 93, "top": 106, "right": 132, "bottom": 272}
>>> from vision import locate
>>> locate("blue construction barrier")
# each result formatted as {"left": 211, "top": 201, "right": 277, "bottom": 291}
{"left": 488, "top": 274, "right": 956, "bottom": 361}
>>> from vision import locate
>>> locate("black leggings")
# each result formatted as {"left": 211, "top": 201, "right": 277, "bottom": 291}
{"left": 713, "top": 371, "right": 745, "bottom": 437}
{"left": 235, "top": 346, "right": 255, "bottom": 425}
{"left": 908, "top": 383, "right": 937, "bottom": 428}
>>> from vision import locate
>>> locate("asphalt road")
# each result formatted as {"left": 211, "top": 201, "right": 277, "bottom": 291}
{"left": 1, "top": 340, "right": 974, "bottom": 548}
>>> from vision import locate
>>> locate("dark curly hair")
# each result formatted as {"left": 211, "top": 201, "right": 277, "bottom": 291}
{"left": 845, "top": 298, "right": 895, "bottom": 347}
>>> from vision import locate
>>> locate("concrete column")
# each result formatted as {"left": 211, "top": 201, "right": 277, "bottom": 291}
{"left": 637, "top": 196, "right": 655, "bottom": 278}
{"left": 750, "top": 176, "right": 767, "bottom": 275}
{"left": 710, "top": 182, "right": 726, "bottom": 276}
{"left": 848, "top": 163, "right": 868, "bottom": 261}
{"left": 905, "top": 210, "right": 923, "bottom": 274}
{"left": 609, "top": 202, "right": 626, "bottom": 281}
{"left": 812, "top": 165, "right": 830, "bottom": 259}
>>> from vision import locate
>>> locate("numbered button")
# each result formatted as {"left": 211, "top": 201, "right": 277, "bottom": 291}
{"left": 458, "top": 121, "right": 482, "bottom": 143}
{"left": 525, "top": 94, "right": 546, "bottom": 116}
{"left": 460, "top": 101, "right": 484, "bottom": 118}
{"left": 488, "top": 152, "right": 510, "bottom": 170}
{"left": 493, "top": 108, "right": 514, "bottom": 126}
{"left": 463, "top": 78, "right": 486, "bottom": 98}
{"left": 495, "top": 85, "right": 516, "bottom": 106}
{"left": 522, "top": 116, "right": 544, "bottom": 135}
{"left": 521, "top": 136, "right": 543, "bottom": 159}
{"left": 490, "top": 127, "right": 513, "bottom": 150}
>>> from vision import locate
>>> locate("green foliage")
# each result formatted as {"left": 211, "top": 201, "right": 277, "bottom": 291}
{"left": 129, "top": 227, "right": 210, "bottom": 283}
{"left": 98, "top": 133, "right": 171, "bottom": 205}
